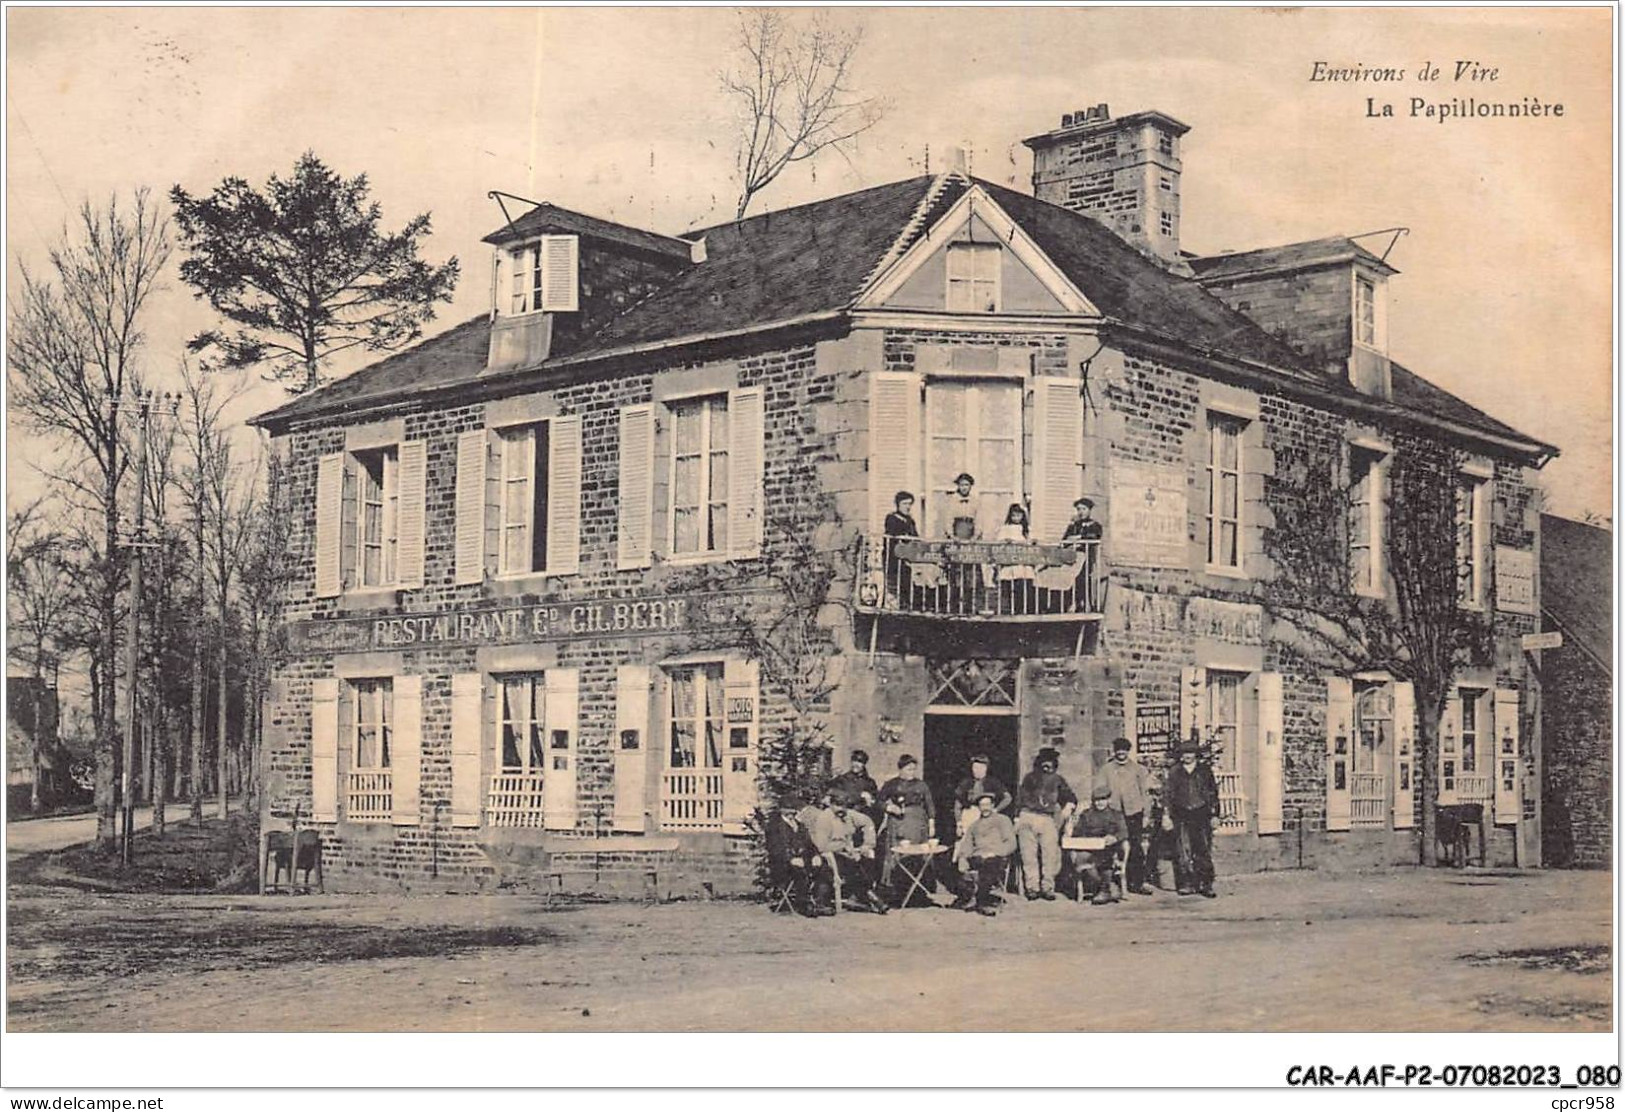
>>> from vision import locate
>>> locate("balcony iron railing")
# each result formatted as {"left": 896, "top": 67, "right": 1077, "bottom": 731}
{"left": 856, "top": 535, "right": 1104, "bottom": 618}
{"left": 660, "top": 769, "right": 725, "bottom": 831}
{"left": 346, "top": 769, "right": 393, "bottom": 822}
{"left": 487, "top": 770, "right": 547, "bottom": 828}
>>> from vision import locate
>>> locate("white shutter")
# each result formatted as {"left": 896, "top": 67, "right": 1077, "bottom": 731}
{"left": 314, "top": 454, "right": 345, "bottom": 598}
{"left": 391, "top": 675, "right": 422, "bottom": 826}
{"left": 869, "top": 372, "right": 923, "bottom": 531}
{"left": 450, "top": 672, "right": 484, "bottom": 828}
{"left": 540, "top": 235, "right": 579, "bottom": 312}
{"left": 1439, "top": 689, "right": 1463, "bottom": 804}
{"left": 1180, "top": 665, "right": 1207, "bottom": 747}
{"left": 546, "top": 414, "right": 582, "bottom": 575}
{"left": 1031, "top": 377, "right": 1084, "bottom": 542}
{"left": 1493, "top": 688, "right": 1520, "bottom": 826}
{"left": 311, "top": 678, "right": 340, "bottom": 822}
{"left": 1325, "top": 675, "right": 1353, "bottom": 831}
{"left": 613, "top": 664, "right": 652, "bottom": 832}
{"left": 721, "top": 658, "right": 761, "bottom": 831}
{"left": 617, "top": 405, "right": 656, "bottom": 570}
{"left": 542, "top": 667, "right": 579, "bottom": 830}
{"left": 1257, "top": 672, "right": 1284, "bottom": 835}
{"left": 729, "top": 387, "right": 765, "bottom": 558}
{"left": 395, "top": 440, "right": 427, "bottom": 589}
{"left": 455, "top": 430, "right": 488, "bottom": 585}
{"left": 1392, "top": 680, "right": 1416, "bottom": 829}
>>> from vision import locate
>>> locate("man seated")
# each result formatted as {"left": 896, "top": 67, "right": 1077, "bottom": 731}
{"left": 800, "top": 790, "right": 888, "bottom": 915}
{"left": 764, "top": 793, "right": 810, "bottom": 915}
{"left": 953, "top": 791, "right": 1018, "bottom": 917}
{"left": 1069, "top": 783, "right": 1130, "bottom": 905}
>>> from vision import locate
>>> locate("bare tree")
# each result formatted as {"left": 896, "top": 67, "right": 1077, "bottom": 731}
{"left": 7, "top": 511, "right": 75, "bottom": 810}
{"left": 1262, "top": 436, "right": 1494, "bottom": 865}
{"left": 7, "top": 191, "right": 171, "bottom": 849}
{"left": 721, "top": 9, "right": 886, "bottom": 218}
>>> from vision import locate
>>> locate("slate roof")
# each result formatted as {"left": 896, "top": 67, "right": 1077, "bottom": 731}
{"left": 482, "top": 201, "right": 696, "bottom": 262}
{"left": 254, "top": 174, "right": 1548, "bottom": 461}
{"left": 1540, "top": 514, "right": 1612, "bottom": 671}
{"left": 1190, "top": 236, "right": 1398, "bottom": 281}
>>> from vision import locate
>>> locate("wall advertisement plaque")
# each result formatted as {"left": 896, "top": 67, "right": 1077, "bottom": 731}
{"left": 1495, "top": 547, "right": 1537, "bottom": 615}
{"left": 1109, "top": 461, "right": 1189, "bottom": 568}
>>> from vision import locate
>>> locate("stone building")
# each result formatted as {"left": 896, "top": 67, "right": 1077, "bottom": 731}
{"left": 1538, "top": 513, "right": 1611, "bottom": 868}
{"left": 253, "top": 105, "right": 1556, "bottom": 893}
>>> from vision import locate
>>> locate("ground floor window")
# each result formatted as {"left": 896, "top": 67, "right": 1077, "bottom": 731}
{"left": 661, "top": 662, "right": 727, "bottom": 829}
{"left": 1206, "top": 670, "right": 1251, "bottom": 834}
{"left": 489, "top": 672, "right": 548, "bottom": 827}
{"left": 347, "top": 678, "right": 393, "bottom": 822}
{"left": 1352, "top": 682, "right": 1391, "bottom": 827}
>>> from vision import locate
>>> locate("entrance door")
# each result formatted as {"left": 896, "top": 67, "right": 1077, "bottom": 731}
{"left": 923, "top": 713, "right": 1020, "bottom": 842}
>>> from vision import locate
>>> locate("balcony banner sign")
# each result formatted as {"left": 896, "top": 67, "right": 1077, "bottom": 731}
{"left": 1110, "top": 461, "right": 1188, "bottom": 568}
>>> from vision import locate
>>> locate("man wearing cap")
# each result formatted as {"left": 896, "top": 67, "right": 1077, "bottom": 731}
{"left": 830, "top": 749, "right": 881, "bottom": 827}
{"left": 1100, "top": 737, "right": 1155, "bottom": 895}
{"left": 879, "top": 754, "right": 936, "bottom": 901}
{"left": 800, "top": 790, "right": 888, "bottom": 914}
{"left": 764, "top": 793, "right": 811, "bottom": 914}
{"left": 952, "top": 754, "right": 1013, "bottom": 872}
{"left": 1060, "top": 496, "right": 1103, "bottom": 612}
{"left": 1015, "top": 747, "right": 1078, "bottom": 900}
{"left": 1162, "top": 740, "right": 1221, "bottom": 898}
{"left": 1070, "top": 783, "right": 1130, "bottom": 904}
{"left": 953, "top": 790, "right": 1018, "bottom": 916}
{"left": 941, "top": 472, "right": 983, "bottom": 613}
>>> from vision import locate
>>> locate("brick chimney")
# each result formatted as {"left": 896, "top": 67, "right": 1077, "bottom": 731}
{"left": 1023, "top": 104, "right": 1191, "bottom": 272}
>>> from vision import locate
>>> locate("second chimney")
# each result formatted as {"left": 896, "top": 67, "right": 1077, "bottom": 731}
{"left": 1022, "top": 104, "right": 1191, "bottom": 271}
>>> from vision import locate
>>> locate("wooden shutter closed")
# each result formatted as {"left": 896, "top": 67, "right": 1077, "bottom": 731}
{"left": 728, "top": 387, "right": 765, "bottom": 559}
{"left": 311, "top": 678, "right": 340, "bottom": 822}
{"left": 1256, "top": 672, "right": 1284, "bottom": 835}
{"left": 721, "top": 659, "right": 761, "bottom": 832}
{"left": 868, "top": 372, "right": 922, "bottom": 531}
{"left": 1031, "top": 377, "right": 1084, "bottom": 542}
{"left": 1439, "top": 689, "right": 1462, "bottom": 804}
{"left": 449, "top": 672, "right": 483, "bottom": 828}
{"left": 454, "top": 430, "right": 488, "bottom": 585}
{"left": 542, "top": 668, "right": 579, "bottom": 830}
{"left": 540, "top": 235, "right": 579, "bottom": 312}
{"left": 1392, "top": 680, "right": 1416, "bottom": 829}
{"left": 617, "top": 405, "right": 656, "bottom": 570}
{"left": 1325, "top": 675, "right": 1353, "bottom": 831}
{"left": 314, "top": 454, "right": 345, "bottom": 598}
{"left": 613, "top": 664, "right": 652, "bottom": 832}
{"left": 1180, "top": 665, "right": 1207, "bottom": 747}
{"left": 1493, "top": 687, "right": 1520, "bottom": 826}
{"left": 391, "top": 675, "right": 422, "bottom": 826}
{"left": 395, "top": 440, "right": 427, "bottom": 589}
{"left": 546, "top": 415, "right": 582, "bottom": 575}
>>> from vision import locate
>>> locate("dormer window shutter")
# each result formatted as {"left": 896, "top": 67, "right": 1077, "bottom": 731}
{"left": 540, "top": 235, "right": 579, "bottom": 312}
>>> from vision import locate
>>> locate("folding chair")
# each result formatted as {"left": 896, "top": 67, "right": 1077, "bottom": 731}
{"left": 769, "top": 860, "right": 809, "bottom": 914}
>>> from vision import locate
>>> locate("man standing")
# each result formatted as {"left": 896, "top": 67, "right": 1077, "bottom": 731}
{"left": 1015, "top": 747, "right": 1077, "bottom": 900}
{"left": 1100, "top": 737, "right": 1155, "bottom": 895}
{"left": 1060, "top": 496, "right": 1104, "bottom": 612}
{"left": 1069, "top": 783, "right": 1130, "bottom": 905}
{"left": 954, "top": 791, "right": 1017, "bottom": 916}
{"left": 830, "top": 749, "right": 880, "bottom": 827}
{"left": 1162, "top": 740, "right": 1220, "bottom": 898}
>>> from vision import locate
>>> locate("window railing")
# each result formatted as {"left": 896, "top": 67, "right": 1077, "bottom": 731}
{"left": 487, "top": 770, "right": 547, "bottom": 828}
{"left": 856, "top": 535, "right": 1104, "bottom": 618}
{"left": 1351, "top": 772, "right": 1387, "bottom": 828}
{"left": 660, "top": 769, "right": 725, "bottom": 830}
{"left": 347, "top": 770, "right": 393, "bottom": 822}
{"left": 1215, "top": 772, "right": 1247, "bottom": 834}
{"left": 1455, "top": 774, "right": 1493, "bottom": 804}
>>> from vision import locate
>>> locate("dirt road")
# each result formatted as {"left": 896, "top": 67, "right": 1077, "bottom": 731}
{"left": 6, "top": 802, "right": 224, "bottom": 857}
{"left": 6, "top": 866, "right": 1609, "bottom": 1032}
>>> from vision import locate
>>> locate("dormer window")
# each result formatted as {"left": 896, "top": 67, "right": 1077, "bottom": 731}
{"left": 1353, "top": 272, "right": 1387, "bottom": 351}
{"left": 504, "top": 235, "right": 579, "bottom": 316}
{"left": 946, "top": 242, "right": 1000, "bottom": 313}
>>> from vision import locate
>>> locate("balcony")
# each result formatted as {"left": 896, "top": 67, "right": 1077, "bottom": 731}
{"left": 346, "top": 769, "right": 393, "bottom": 823}
{"left": 855, "top": 535, "right": 1105, "bottom": 620}
{"left": 660, "top": 769, "right": 725, "bottom": 831}
{"left": 487, "top": 770, "right": 547, "bottom": 828}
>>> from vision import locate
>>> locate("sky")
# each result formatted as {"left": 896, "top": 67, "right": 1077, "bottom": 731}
{"left": 5, "top": 5, "right": 1614, "bottom": 521}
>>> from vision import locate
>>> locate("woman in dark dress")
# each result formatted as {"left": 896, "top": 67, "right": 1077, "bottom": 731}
{"left": 882, "top": 490, "right": 920, "bottom": 605}
{"left": 879, "top": 753, "right": 937, "bottom": 903}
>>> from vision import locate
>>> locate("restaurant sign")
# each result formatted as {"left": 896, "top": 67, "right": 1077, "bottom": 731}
{"left": 1495, "top": 547, "right": 1537, "bottom": 615}
{"left": 1109, "top": 461, "right": 1188, "bottom": 569}
{"left": 288, "top": 593, "right": 744, "bottom": 655}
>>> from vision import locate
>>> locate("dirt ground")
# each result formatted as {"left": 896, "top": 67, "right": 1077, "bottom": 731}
{"left": 5, "top": 862, "right": 1612, "bottom": 1033}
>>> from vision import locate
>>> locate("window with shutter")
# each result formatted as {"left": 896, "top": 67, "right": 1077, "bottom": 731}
{"left": 1031, "top": 378, "right": 1083, "bottom": 542}
{"left": 391, "top": 675, "right": 422, "bottom": 827}
{"left": 495, "top": 423, "right": 550, "bottom": 576}
{"left": 454, "top": 429, "right": 490, "bottom": 586}
{"left": 546, "top": 415, "right": 582, "bottom": 576}
{"left": 449, "top": 672, "right": 484, "bottom": 827}
{"left": 395, "top": 441, "right": 426, "bottom": 589}
{"left": 1392, "top": 681, "right": 1416, "bottom": 829}
{"left": 488, "top": 672, "right": 548, "bottom": 828}
{"left": 1256, "top": 672, "right": 1284, "bottom": 835}
{"left": 728, "top": 387, "right": 763, "bottom": 559}
{"left": 613, "top": 664, "right": 653, "bottom": 831}
{"left": 669, "top": 395, "right": 731, "bottom": 559}
{"left": 925, "top": 380, "right": 1021, "bottom": 536}
{"left": 542, "top": 668, "right": 579, "bottom": 830}
{"left": 352, "top": 446, "right": 400, "bottom": 588}
{"left": 1325, "top": 676, "right": 1353, "bottom": 831}
{"left": 345, "top": 678, "right": 394, "bottom": 823}
{"left": 314, "top": 454, "right": 345, "bottom": 598}
{"left": 1349, "top": 447, "right": 1387, "bottom": 595}
{"left": 311, "top": 678, "right": 340, "bottom": 822}
{"left": 505, "top": 235, "right": 579, "bottom": 315}
{"left": 1492, "top": 688, "right": 1520, "bottom": 826}
{"left": 868, "top": 373, "right": 922, "bottom": 532}
{"left": 721, "top": 659, "right": 760, "bottom": 830}
{"left": 1206, "top": 414, "right": 1245, "bottom": 572}
{"left": 618, "top": 405, "right": 656, "bottom": 569}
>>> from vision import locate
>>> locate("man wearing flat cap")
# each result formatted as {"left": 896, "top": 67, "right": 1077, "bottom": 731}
{"left": 1100, "top": 737, "right": 1155, "bottom": 895}
{"left": 953, "top": 790, "right": 1018, "bottom": 916}
{"left": 1015, "top": 746, "right": 1077, "bottom": 900}
{"left": 942, "top": 472, "right": 982, "bottom": 541}
{"left": 1162, "top": 738, "right": 1221, "bottom": 897}
{"left": 1059, "top": 496, "right": 1103, "bottom": 613}
{"left": 830, "top": 749, "right": 881, "bottom": 827}
{"left": 1070, "top": 782, "right": 1130, "bottom": 904}
{"left": 953, "top": 753, "right": 1013, "bottom": 872}
{"left": 765, "top": 792, "right": 810, "bottom": 914}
